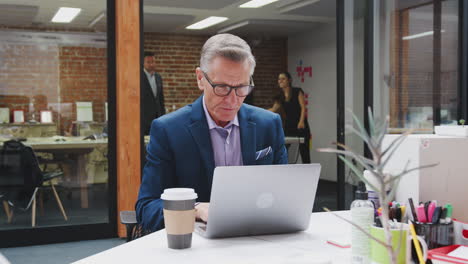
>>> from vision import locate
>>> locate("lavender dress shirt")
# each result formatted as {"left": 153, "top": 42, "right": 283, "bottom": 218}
{"left": 202, "top": 96, "right": 243, "bottom": 167}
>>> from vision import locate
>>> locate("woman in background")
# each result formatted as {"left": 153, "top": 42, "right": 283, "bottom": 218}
{"left": 269, "top": 72, "right": 311, "bottom": 163}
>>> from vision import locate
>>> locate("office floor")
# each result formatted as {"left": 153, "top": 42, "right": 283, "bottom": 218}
{"left": 0, "top": 238, "right": 125, "bottom": 264}
{"left": 313, "top": 179, "right": 338, "bottom": 212}
{"left": 0, "top": 184, "right": 108, "bottom": 230}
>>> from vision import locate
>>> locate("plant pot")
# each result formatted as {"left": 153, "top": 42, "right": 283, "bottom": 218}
{"left": 434, "top": 125, "right": 468, "bottom": 137}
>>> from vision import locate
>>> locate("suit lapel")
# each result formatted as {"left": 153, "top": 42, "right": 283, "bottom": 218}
{"left": 239, "top": 105, "right": 256, "bottom": 165}
{"left": 155, "top": 73, "right": 163, "bottom": 94}
{"left": 188, "top": 97, "right": 215, "bottom": 177}
{"left": 142, "top": 71, "right": 157, "bottom": 103}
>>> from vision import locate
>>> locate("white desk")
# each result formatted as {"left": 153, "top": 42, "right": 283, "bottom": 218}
{"left": 73, "top": 211, "right": 351, "bottom": 263}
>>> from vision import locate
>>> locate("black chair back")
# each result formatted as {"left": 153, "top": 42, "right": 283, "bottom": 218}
{"left": 0, "top": 140, "right": 43, "bottom": 209}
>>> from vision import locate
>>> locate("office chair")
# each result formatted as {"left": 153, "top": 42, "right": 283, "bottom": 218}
{"left": 1, "top": 195, "right": 13, "bottom": 223}
{"left": 0, "top": 140, "right": 68, "bottom": 227}
{"left": 287, "top": 138, "right": 301, "bottom": 164}
{"left": 119, "top": 211, "right": 152, "bottom": 242}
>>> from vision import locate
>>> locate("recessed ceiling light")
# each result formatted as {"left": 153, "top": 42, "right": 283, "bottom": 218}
{"left": 278, "top": 0, "right": 320, "bottom": 13}
{"left": 239, "top": 0, "right": 279, "bottom": 8}
{"left": 186, "top": 16, "right": 228, "bottom": 30}
{"left": 402, "top": 30, "right": 445, "bottom": 40}
{"left": 51, "top": 7, "right": 81, "bottom": 23}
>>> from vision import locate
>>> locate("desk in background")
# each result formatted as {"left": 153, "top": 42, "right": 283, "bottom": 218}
{"left": 74, "top": 211, "right": 351, "bottom": 263}
{"left": 0, "top": 123, "right": 57, "bottom": 137}
{"left": 0, "top": 137, "right": 107, "bottom": 209}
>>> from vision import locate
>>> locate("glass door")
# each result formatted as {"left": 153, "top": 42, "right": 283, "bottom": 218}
{"left": 0, "top": 0, "right": 116, "bottom": 246}
{"left": 338, "top": 0, "right": 368, "bottom": 209}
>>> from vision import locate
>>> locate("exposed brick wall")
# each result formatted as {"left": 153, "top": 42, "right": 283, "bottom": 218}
{"left": 250, "top": 37, "right": 288, "bottom": 108}
{"left": 0, "top": 43, "right": 60, "bottom": 120}
{"left": 144, "top": 33, "right": 287, "bottom": 110}
{"left": 59, "top": 46, "right": 108, "bottom": 132}
{"left": 0, "top": 42, "right": 107, "bottom": 134}
{"left": 144, "top": 33, "right": 207, "bottom": 110}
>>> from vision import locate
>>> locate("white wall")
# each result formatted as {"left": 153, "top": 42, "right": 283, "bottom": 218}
{"left": 288, "top": 23, "right": 337, "bottom": 182}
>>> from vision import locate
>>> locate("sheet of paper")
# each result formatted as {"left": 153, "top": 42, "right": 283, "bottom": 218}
{"left": 76, "top": 102, "right": 93, "bottom": 122}
{"left": 0, "top": 108, "right": 9, "bottom": 123}
{"left": 41, "top": 111, "right": 53, "bottom": 123}
{"left": 448, "top": 246, "right": 468, "bottom": 259}
{"left": 13, "top": 110, "right": 24, "bottom": 123}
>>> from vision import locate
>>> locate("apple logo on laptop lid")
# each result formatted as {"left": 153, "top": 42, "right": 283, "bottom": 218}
{"left": 256, "top": 193, "right": 274, "bottom": 209}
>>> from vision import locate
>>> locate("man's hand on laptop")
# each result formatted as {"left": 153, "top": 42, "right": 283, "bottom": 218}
{"left": 195, "top": 202, "right": 209, "bottom": 223}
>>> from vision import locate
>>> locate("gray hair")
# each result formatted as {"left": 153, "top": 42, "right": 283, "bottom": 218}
{"left": 200, "top": 33, "right": 256, "bottom": 75}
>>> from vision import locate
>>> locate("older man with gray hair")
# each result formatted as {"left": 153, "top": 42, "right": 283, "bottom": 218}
{"left": 136, "top": 33, "right": 287, "bottom": 232}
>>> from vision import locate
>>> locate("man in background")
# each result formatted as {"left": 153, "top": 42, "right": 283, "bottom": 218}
{"left": 141, "top": 51, "right": 165, "bottom": 135}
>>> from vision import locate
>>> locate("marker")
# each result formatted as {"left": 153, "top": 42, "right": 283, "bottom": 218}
{"left": 445, "top": 204, "right": 453, "bottom": 224}
{"left": 427, "top": 201, "right": 436, "bottom": 223}
{"left": 417, "top": 204, "right": 427, "bottom": 222}
{"left": 400, "top": 205, "right": 406, "bottom": 220}
{"left": 395, "top": 207, "right": 402, "bottom": 222}
{"left": 424, "top": 201, "right": 431, "bottom": 222}
{"left": 439, "top": 207, "right": 447, "bottom": 224}
{"left": 408, "top": 198, "right": 418, "bottom": 221}
{"left": 431, "top": 206, "right": 442, "bottom": 224}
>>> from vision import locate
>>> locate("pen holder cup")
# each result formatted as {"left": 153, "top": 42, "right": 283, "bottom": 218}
{"left": 414, "top": 222, "right": 454, "bottom": 250}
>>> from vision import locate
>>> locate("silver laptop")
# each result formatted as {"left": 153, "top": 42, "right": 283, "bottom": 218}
{"left": 195, "top": 164, "right": 321, "bottom": 238}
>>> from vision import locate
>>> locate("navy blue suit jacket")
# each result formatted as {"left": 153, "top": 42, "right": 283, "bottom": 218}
{"left": 136, "top": 96, "right": 288, "bottom": 231}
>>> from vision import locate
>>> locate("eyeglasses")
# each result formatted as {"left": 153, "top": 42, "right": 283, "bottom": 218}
{"left": 202, "top": 71, "right": 254, "bottom": 97}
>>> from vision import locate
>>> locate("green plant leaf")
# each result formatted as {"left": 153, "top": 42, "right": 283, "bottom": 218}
{"left": 338, "top": 155, "right": 379, "bottom": 192}
{"left": 368, "top": 106, "right": 376, "bottom": 138}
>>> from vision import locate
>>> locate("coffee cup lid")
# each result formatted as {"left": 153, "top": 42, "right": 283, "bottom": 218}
{"left": 161, "top": 188, "right": 198, "bottom": 200}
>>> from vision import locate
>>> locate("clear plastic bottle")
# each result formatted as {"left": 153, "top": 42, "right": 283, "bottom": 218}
{"left": 351, "top": 181, "right": 374, "bottom": 264}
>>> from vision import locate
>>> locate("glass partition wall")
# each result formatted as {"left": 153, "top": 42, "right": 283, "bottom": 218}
{"left": 0, "top": 0, "right": 115, "bottom": 246}
{"left": 374, "top": 0, "right": 460, "bottom": 131}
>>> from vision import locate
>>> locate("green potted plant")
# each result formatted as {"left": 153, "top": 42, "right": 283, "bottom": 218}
{"left": 318, "top": 108, "right": 436, "bottom": 264}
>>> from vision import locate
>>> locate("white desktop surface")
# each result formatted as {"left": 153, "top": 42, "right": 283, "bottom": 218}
{"left": 73, "top": 211, "right": 351, "bottom": 264}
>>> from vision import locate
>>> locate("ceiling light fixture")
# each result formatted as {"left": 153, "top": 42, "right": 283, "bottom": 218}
{"left": 218, "top": 21, "right": 250, "bottom": 33}
{"left": 402, "top": 30, "right": 445, "bottom": 40}
{"left": 88, "top": 11, "right": 106, "bottom": 28}
{"left": 51, "top": 7, "right": 81, "bottom": 23}
{"left": 240, "top": 0, "right": 279, "bottom": 8}
{"left": 186, "top": 16, "right": 228, "bottom": 30}
{"left": 278, "top": 0, "right": 320, "bottom": 13}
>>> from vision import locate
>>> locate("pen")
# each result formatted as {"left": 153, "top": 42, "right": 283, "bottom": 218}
{"left": 409, "top": 220, "right": 425, "bottom": 264}
{"left": 408, "top": 198, "right": 418, "bottom": 221}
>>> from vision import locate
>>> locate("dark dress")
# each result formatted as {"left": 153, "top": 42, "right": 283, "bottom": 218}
{"left": 280, "top": 87, "right": 311, "bottom": 163}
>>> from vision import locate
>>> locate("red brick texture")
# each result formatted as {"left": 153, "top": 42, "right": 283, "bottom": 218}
{"left": 59, "top": 46, "right": 107, "bottom": 131}
{"left": 144, "top": 33, "right": 287, "bottom": 110}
